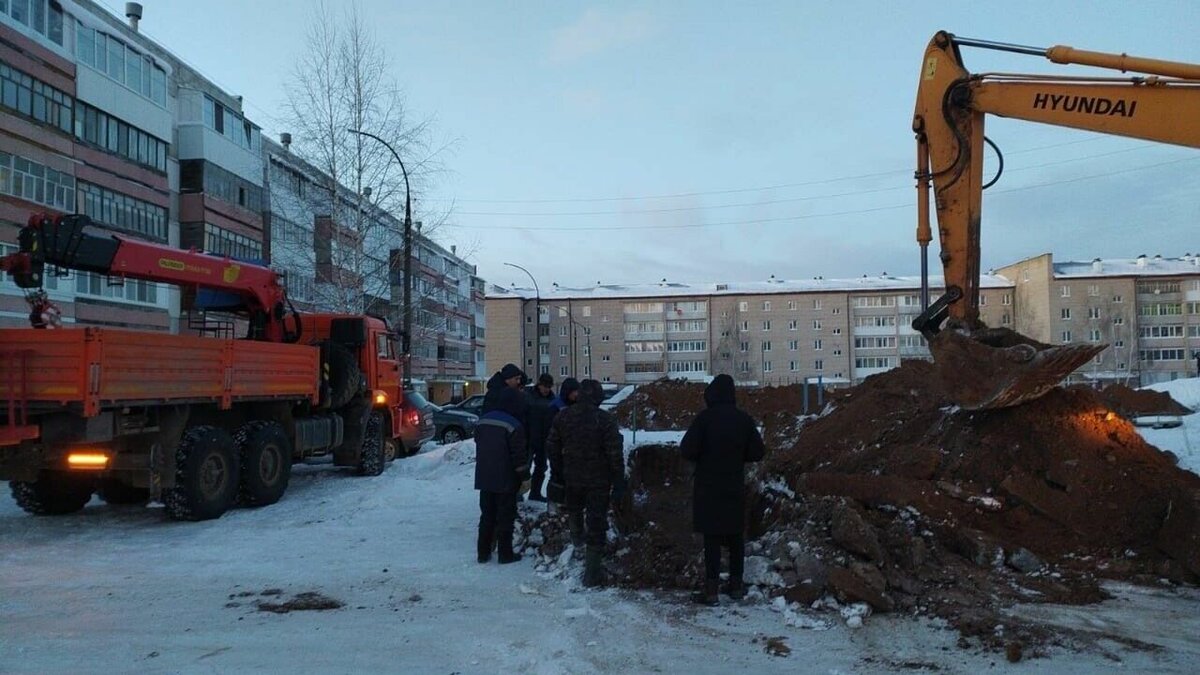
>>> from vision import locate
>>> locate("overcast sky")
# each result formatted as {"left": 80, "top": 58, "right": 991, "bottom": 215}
{"left": 118, "top": 0, "right": 1200, "bottom": 289}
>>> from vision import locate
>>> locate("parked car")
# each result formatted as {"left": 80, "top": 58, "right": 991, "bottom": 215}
{"left": 398, "top": 389, "right": 437, "bottom": 456}
{"left": 430, "top": 404, "right": 479, "bottom": 444}
{"left": 444, "top": 394, "right": 485, "bottom": 417}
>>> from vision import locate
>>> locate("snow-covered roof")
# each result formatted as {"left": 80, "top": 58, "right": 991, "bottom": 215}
{"left": 487, "top": 273, "right": 1013, "bottom": 301}
{"left": 1055, "top": 256, "right": 1200, "bottom": 279}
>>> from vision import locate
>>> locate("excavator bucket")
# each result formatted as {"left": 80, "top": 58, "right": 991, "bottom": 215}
{"left": 927, "top": 328, "right": 1106, "bottom": 410}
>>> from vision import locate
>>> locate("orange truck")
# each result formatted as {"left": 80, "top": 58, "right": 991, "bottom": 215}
{"left": 0, "top": 213, "right": 412, "bottom": 520}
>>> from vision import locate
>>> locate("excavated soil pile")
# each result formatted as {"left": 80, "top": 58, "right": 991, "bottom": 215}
{"left": 526, "top": 362, "right": 1200, "bottom": 655}
{"left": 1077, "top": 383, "right": 1191, "bottom": 418}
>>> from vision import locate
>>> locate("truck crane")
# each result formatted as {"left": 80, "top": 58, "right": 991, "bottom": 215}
{"left": 911, "top": 31, "right": 1200, "bottom": 409}
{"left": 0, "top": 213, "right": 409, "bottom": 520}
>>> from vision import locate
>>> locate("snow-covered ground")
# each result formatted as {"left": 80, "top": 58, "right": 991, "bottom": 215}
{"left": 1146, "top": 377, "right": 1200, "bottom": 411}
{"left": 1137, "top": 377, "right": 1200, "bottom": 475}
{"left": 4, "top": 439, "right": 1200, "bottom": 673}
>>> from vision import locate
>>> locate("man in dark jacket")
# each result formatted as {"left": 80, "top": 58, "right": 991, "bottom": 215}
{"left": 680, "top": 374, "right": 765, "bottom": 605}
{"left": 474, "top": 387, "right": 530, "bottom": 564}
{"left": 545, "top": 377, "right": 581, "bottom": 505}
{"left": 483, "top": 363, "right": 527, "bottom": 414}
{"left": 550, "top": 377, "right": 580, "bottom": 414}
{"left": 545, "top": 379, "right": 625, "bottom": 587}
{"left": 524, "top": 373, "right": 556, "bottom": 502}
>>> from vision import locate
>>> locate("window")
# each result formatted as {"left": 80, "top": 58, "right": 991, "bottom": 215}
{"left": 1140, "top": 303, "right": 1183, "bottom": 317}
{"left": 181, "top": 160, "right": 264, "bottom": 212}
{"left": 740, "top": 321, "right": 749, "bottom": 331}
{"left": 74, "top": 271, "right": 159, "bottom": 305}
{"left": 1138, "top": 280, "right": 1182, "bottom": 294}
{"left": 624, "top": 322, "right": 663, "bottom": 335}
{"left": 1089, "top": 329, "right": 1102, "bottom": 342}
{"left": 582, "top": 306, "right": 591, "bottom": 317}
{"left": 1088, "top": 284, "right": 1100, "bottom": 297}
{"left": 762, "top": 320, "right": 771, "bottom": 331}
{"left": 1118, "top": 362, "right": 1126, "bottom": 370}
{"left": 75, "top": 102, "right": 168, "bottom": 171}
{"left": 787, "top": 301, "right": 797, "bottom": 311}
{"left": 813, "top": 299, "right": 823, "bottom": 310}
{"left": 525, "top": 340, "right": 533, "bottom": 349}
{"left": 1140, "top": 349, "right": 1186, "bottom": 362}
{"left": 201, "top": 96, "right": 262, "bottom": 151}
{"left": 79, "top": 182, "right": 167, "bottom": 241}
{"left": 602, "top": 355, "right": 611, "bottom": 361}
{"left": 739, "top": 361, "right": 750, "bottom": 373}
{"left": 1001, "top": 313, "right": 1011, "bottom": 326}
{"left": 979, "top": 295, "right": 986, "bottom": 307}
{"left": 761, "top": 341, "right": 772, "bottom": 352}
{"left": 788, "top": 340, "right": 799, "bottom": 351}
{"left": 738, "top": 301, "right": 748, "bottom": 312}
{"left": 668, "top": 360, "right": 707, "bottom": 374}
{"left": 1113, "top": 295, "right": 1123, "bottom": 303}
{"left": 76, "top": 23, "right": 166, "bottom": 105}
{"left": 624, "top": 363, "right": 664, "bottom": 375}
{"left": 1061, "top": 308, "right": 1072, "bottom": 321}
{"left": 1002, "top": 294, "right": 1012, "bottom": 306}
{"left": 833, "top": 348, "right": 842, "bottom": 356}
{"left": 601, "top": 335, "right": 610, "bottom": 342}
{"left": 832, "top": 307, "right": 842, "bottom": 315}
{"left": 899, "top": 335, "right": 926, "bottom": 348}
{"left": 789, "top": 361, "right": 799, "bottom": 372}
{"left": 1139, "top": 325, "right": 1185, "bottom": 339}
{"left": 623, "top": 302, "right": 663, "bottom": 314}
{"left": 4, "top": 0, "right": 64, "bottom": 45}
{"left": 539, "top": 344, "right": 549, "bottom": 356}
{"left": 1088, "top": 307, "right": 1101, "bottom": 320}
{"left": 854, "top": 336, "right": 897, "bottom": 349}
{"left": 736, "top": 339, "right": 748, "bottom": 352}
{"left": 1061, "top": 285, "right": 1071, "bottom": 298}
{"left": 833, "top": 328, "right": 843, "bottom": 335}
{"left": 558, "top": 307, "right": 567, "bottom": 318}
{"left": 625, "top": 341, "right": 663, "bottom": 353}
{"left": 0, "top": 61, "right": 73, "bottom": 134}
{"left": 763, "top": 361, "right": 773, "bottom": 373}
{"left": 853, "top": 296, "right": 897, "bottom": 308}
{"left": 0, "top": 152, "right": 75, "bottom": 211}
{"left": 855, "top": 357, "right": 894, "bottom": 369}
{"left": 788, "top": 320, "right": 798, "bottom": 331}
{"left": 666, "top": 319, "right": 707, "bottom": 332}
{"left": 202, "top": 223, "right": 263, "bottom": 260}
{"left": 813, "top": 339, "right": 823, "bottom": 351}
{"left": 667, "top": 340, "right": 707, "bottom": 352}
{"left": 813, "top": 319, "right": 822, "bottom": 330}
{"left": 814, "top": 359, "right": 824, "bottom": 371}
{"left": 668, "top": 301, "right": 706, "bottom": 313}
{"left": 560, "top": 366, "right": 569, "bottom": 376}
{"left": 1113, "top": 316, "right": 1125, "bottom": 325}
{"left": 1061, "top": 330, "right": 1072, "bottom": 343}
{"left": 558, "top": 326, "right": 568, "bottom": 337}
{"left": 763, "top": 301, "right": 771, "bottom": 311}
{"left": 559, "top": 346, "right": 568, "bottom": 357}
{"left": 853, "top": 316, "right": 897, "bottom": 328}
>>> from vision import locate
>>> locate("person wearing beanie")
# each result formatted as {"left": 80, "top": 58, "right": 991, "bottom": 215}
{"left": 483, "top": 363, "right": 526, "bottom": 414}
{"left": 474, "top": 387, "right": 530, "bottom": 564}
{"left": 524, "top": 373, "right": 557, "bottom": 502}
{"left": 545, "top": 377, "right": 581, "bottom": 504}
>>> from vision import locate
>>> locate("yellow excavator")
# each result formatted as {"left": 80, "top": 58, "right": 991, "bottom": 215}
{"left": 912, "top": 31, "right": 1200, "bottom": 409}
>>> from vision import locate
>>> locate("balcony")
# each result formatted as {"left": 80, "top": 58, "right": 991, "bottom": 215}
{"left": 852, "top": 325, "right": 898, "bottom": 336}
{"left": 624, "top": 351, "right": 665, "bottom": 363}
{"left": 625, "top": 370, "right": 665, "bottom": 383}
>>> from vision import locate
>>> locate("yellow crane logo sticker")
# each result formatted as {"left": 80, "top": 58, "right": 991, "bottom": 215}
{"left": 223, "top": 264, "right": 242, "bottom": 283}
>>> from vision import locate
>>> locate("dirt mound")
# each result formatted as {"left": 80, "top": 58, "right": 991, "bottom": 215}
{"left": 1080, "top": 383, "right": 1191, "bottom": 418}
{"left": 527, "top": 361, "right": 1200, "bottom": 654}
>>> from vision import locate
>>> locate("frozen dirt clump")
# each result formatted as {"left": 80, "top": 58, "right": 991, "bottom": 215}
{"left": 255, "top": 591, "right": 344, "bottom": 614}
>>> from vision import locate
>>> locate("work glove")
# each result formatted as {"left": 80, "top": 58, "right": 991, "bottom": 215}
{"left": 546, "top": 480, "right": 566, "bottom": 505}
{"left": 611, "top": 475, "right": 629, "bottom": 503}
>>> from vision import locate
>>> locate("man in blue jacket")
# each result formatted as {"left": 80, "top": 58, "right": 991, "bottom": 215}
{"left": 474, "top": 387, "right": 530, "bottom": 564}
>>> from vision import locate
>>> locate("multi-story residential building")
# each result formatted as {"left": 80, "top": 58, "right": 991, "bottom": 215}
{"left": 486, "top": 274, "right": 1014, "bottom": 386}
{"left": 998, "top": 253, "right": 1200, "bottom": 385}
{"left": 0, "top": 0, "right": 175, "bottom": 330}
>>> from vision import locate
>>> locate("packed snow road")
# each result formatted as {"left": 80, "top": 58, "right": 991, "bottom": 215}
{"left": 2, "top": 440, "right": 1200, "bottom": 674}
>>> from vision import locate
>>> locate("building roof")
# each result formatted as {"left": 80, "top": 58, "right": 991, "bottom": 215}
{"left": 1054, "top": 256, "right": 1200, "bottom": 279}
{"left": 487, "top": 274, "right": 1014, "bottom": 301}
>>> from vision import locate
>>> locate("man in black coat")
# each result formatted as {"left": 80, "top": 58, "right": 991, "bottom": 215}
{"left": 680, "top": 374, "right": 765, "bottom": 605}
{"left": 545, "top": 379, "right": 625, "bottom": 587}
{"left": 524, "top": 373, "right": 556, "bottom": 502}
{"left": 482, "top": 363, "right": 527, "bottom": 414}
{"left": 474, "top": 387, "right": 530, "bottom": 564}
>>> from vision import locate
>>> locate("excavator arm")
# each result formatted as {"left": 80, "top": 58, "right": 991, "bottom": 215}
{"left": 912, "top": 31, "right": 1200, "bottom": 409}
{"left": 0, "top": 213, "right": 299, "bottom": 342}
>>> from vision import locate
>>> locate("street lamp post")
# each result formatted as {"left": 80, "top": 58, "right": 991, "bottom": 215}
{"left": 504, "top": 262, "right": 540, "bottom": 374}
{"left": 348, "top": 128, "right": 413, "bottom": 388}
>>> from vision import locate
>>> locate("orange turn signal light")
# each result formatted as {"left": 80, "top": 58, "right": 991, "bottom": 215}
{"left": 374, "top": 391, "right": 388, "bottom": 405}
{"left": 67, "top": 452, "right": 109, "bottom": 469}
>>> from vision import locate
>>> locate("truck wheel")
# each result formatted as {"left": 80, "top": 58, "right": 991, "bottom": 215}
{"left": 164, "top": 426, "right": 241, "bottom": 521}
{"left": 98, "top": 478, "right": 150, "bottom": 505}
{"left": 10, "top": 471, "right": 94, "bottom": 515}
{"left": 326, "top": 343, "right": 362, "bottom": 410}
{"left": 235, "top": 421, "right": 292, "bottom": 507}
{"left": 358, "top": 411, "right": 386, "bottom": 476}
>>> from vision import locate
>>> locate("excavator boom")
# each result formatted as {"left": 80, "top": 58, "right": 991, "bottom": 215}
{"left": 913, "top": 31, "right": 1200, "bottom": 409}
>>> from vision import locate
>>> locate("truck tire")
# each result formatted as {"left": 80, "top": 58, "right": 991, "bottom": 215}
{"left": 358, "top": 411, "right": 386, "bottom": 477}
{"left": 10, "top": 471, "right": 94, "bottom": 515}
{"left": 98, "top": 478, "right": 150, "bottom": 505}
{"left": 164, "top": 426, "right": 240, "bottom": 521}
{"left": 235, "top": 421, "right": 292, "bottom": 507}
{"left": 326, "top": 342, "right": 362, "bottom": 410}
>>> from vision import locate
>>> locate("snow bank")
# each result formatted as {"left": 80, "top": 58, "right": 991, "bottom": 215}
{"left": 621, "top": 429, "right": 685, "bottom": 452}
{"left": 393, "top": 439, "right": 476, "bottom": 480}
{"left": 1145, "top": 378, "right": 1200, "bottom": 412}
{"left": 1137, "top": 414, "right": 1200, "bottom": 476}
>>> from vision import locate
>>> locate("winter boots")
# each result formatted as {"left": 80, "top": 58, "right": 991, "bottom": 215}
{"left": 582, "top": 546, "right": 605, "bottom": 587}
{"left": 692, "top": 580, "right": 719, "bottom": 606}
{"left": 528, "top": 473, "right": 547, "bottom": 502}
{"left": 477, "top": 529, "right": 493, "bottom": 564}
{"left": 497, "top": 530, "right": 522, "bottom": 565}
{"left": 721, "top": 578, "right": 746, "bottom": 601}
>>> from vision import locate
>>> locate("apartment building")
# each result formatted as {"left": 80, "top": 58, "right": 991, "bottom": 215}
{"left": 486, "top": 274, "right": 1014, "bottom": 386}
{"left": 0, "top": 0, "right": 174, "bottom": 330}
{"left": 998, "top": 253, "right": 1200, "bottom": 385}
